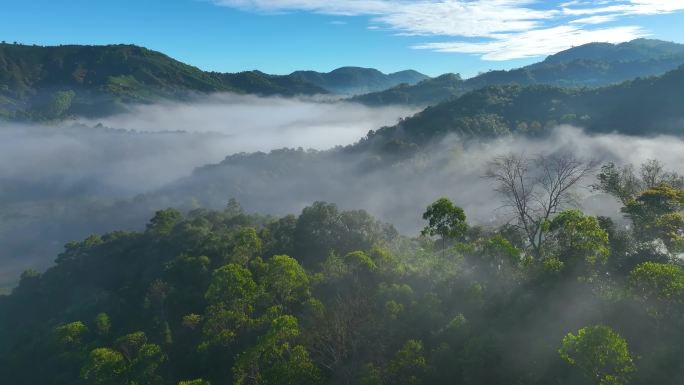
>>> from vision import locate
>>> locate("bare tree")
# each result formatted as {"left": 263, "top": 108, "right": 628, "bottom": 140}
{"left": 485, "top": 153, "right": 596, "bottom": 258}
{"left": 593, "top": 159, "right": 684, "bottom": 204}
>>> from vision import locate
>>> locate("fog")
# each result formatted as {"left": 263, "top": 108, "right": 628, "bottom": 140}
{"left": 165, "top": 126, "right": 684, "bottom": 236}
{"left": 0, "top": 94, "right": 416, "bottom": 200}
{"left": 83, "top": 93, "right": 417, "bottom": 154}
{"left": 0, "top": 94, "right": 416, "bottom": 291}
{"left": 2, "top": 91, "right": 684, "bottom": 291}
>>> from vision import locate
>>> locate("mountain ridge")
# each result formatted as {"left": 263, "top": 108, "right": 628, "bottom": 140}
{"left": 352, "top": 38, "right": 684, "bottom": 107}
{"left": 290, "top": 66, "right": 429, "bottom": 95}
{"left": 0, "top": 43, "right": 330, "bottom": 119}
{"left": 356, "top": 63, "right": 684, "bottom": 151}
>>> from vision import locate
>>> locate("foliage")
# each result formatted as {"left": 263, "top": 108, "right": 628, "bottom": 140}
{"left": 548, "top": 209, "right": 610, "bottom": 268}
{"left": 2, "top": 182, "right": 684, "bottom": 385}
{"left": 359, "top": 63, "right": 684, "bottom": 151}
{"left": 559, "top": 325, "right": 635, "bottom": 385}
{"left": 629, "top": 262, "right": 684, "bottom": 304}
{"left": 81, "top": 348, "right": 128, "bottom": 385}
{"left": 0, "top": 43, "right": 326, "bottom": 120}
{"left": 353, "top": 39, "right": 684, "bottom": 107}
{"left": 291, "top": 67, "right": 428, "bottom": 95}
{"left": 623, "top": 185, "right": 684, "bottom": 250}
{"left": 421, "top": 198, "right": 467, "bottom": 241}
{"left": 232, "top": 315, "right": 321, "bottom": 385}
{"left": 55, "top": 321, "right": 89, "bottom": 348}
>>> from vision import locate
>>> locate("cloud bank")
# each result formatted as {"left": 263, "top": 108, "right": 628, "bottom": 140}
{"left": 211, "top": 0, "right": 684, "bottom": 60}
{"left": 2, "top": 94, "right": 684, "bottom": 292}
{"left": 158, "top": 126, "right": 684, "bottom": 235}
{"left": 86, "top": 93, "right": 416, "bottom": 156}
{"left": 0, "top": 94, "right": 416, "bottom": 290}
{"left": 0, "top": 93, "right": 416, "bottom": 201}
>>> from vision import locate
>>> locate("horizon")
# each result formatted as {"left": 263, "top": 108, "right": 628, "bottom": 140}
{"left": 2, "top": 37, "right": 682, "bottom": 80}
{"left": 3, "top": 0, "right": 684, "bottom": 77}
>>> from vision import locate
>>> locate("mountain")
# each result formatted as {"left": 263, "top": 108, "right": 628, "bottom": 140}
{"left": 543, "top": 38, "right": 684, "bottom": 63}
{"left": 110, "top": 64, "right": 684, "bottom": 236}
{"left": 0, "top": 43, "right": 327, "bottom": 119}
{"left": 359, "top": 64, "right": 684, "bottom": 150}
{"left": 290, "top": 66, "right": 429, "bottom": 95}
{"left": 351, "top": 73, "right": 466, "bottom": 106}
{"left": 353, "top": 39, "right": 684, "bottom": 107}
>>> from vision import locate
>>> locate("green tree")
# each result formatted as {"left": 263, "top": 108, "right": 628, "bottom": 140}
{"left": 129, "top": 343, "right": 165, "bottom": 385}
{"left": 94, "top": 313, "right": 111, "bottom": 337}
{"left": 421, "top": 197, "right": 467, "bottom": 252}
{"left": 263, "top": 255, "right": 310, "bottom": 307}
{"left": 548, "top": 210, "right": 610, "bottom": 273}
{"left": 233, "top": 315, "right": 321, "bottom": 385}
{"left": 293, "top": 202, "right": 396, "bottom": 267}
{"left": 55, "top": 321, "right": 89, "bottom": 349}
{"left": 388, "top": 340, "right": 429, "bottom": 385}
{"left": 623, "top": 184, "right": 684, "bottom": 251}
{"left": 230, "top": 227, "right": 262, "bottom": 265}
{"left": 81, "top": 348, "right": 128, "bottom": 385}
{"left": 224, "top": 198, "right": 244, "bottom": 217}
{"left": 203, "top": 264, "right": 259, "bottom": 346}
{"left": 629, "top": 262, "right": 684, "bottom": 318}
{"left": 146, "top": 208, "right": 182, "bottom": 236}
{"left": 559, "top": 325, "right": 635, "bottom": 385}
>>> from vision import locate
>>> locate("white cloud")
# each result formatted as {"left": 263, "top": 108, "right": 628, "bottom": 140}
{"left": 213, "top": 0, "right": 554, "bottom": 37}
{"left": 210, "top": 0, "right": 391, "bottom": 16}
{"left": 412, "top": 25, "right": 646, "bottom": 61}
{"left": 570, "top": 14, "right": 621, "bottom": 24}
{"left": 210, "top": 0, "right": 684, "bottom": 60}
{"left": 563, "top": 0, "right": 684, "bottom": 17}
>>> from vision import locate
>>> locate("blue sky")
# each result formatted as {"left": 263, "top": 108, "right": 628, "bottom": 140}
{"left": 1, "top": 0, "right": 684, "bottom": 77}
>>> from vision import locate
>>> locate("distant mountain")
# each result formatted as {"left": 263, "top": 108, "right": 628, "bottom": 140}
{"left": 353, "top": 39, "right": 684, "bottom": 107}
{"left": 290, "top": 67, "right": 429, "bottom": 95}
{"left": 143, "top": 64, "right": 684, "bottom": 224}
{"left": 0, "top": 43, "right": 327, "bottom": 120}
{"left": 358, "top": 64, "right": 684, "bottom": 150}
{"left": 543, "top": 38, "right": 684, "bottom": 63}
{"left": 351, "top": 73, "right": 465, "bottom": 106}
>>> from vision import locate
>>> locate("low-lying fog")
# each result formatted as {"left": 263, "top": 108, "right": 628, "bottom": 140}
{"left": 1, "top": 94, "right": 417, "bottom": 199}
{"left": 165, "top": 126, "right": 684, "bottom": 233}
{"left": 1, "top": 92, "right": 684, "bottom": 291}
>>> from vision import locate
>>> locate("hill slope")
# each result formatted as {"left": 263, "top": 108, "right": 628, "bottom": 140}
{"left": 0, "top": 43, "right": 327, "bottom": 119}
{"left": 291, "top": 66, "right": 429, "bottom": 95}
{"left": 353, "top": 39, "right": 684, "bottom": 107}
{"left": 358, "top": 64, "right": 684, "bottom": 149}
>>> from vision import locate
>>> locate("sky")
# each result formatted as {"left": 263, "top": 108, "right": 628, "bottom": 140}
{"left": 1, "top": 0, "right": 684, "bottom": 77}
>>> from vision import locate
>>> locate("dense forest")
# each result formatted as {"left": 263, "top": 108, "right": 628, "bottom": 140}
{"left": 290, "top": 67, "right": 428, "bottom": 95}
{"left": 4, "top": 39, "right": 684, "bottom": 122}
{"left": 359, "top": 62, "right": 684, "bottom": 151}
{"left": 0, "top": 43, "right": 328, "bottom": 120}
{"left": 352, "top": 39, "right": 684, "bottom": 107}
{"left": 2, "top": 34, "right": 684, "bottom": 385}
{"left": 3, "top": 55, "right": 684, "bottom": 295}
{"left": 0, "top": 43, "right": 428, "bottom": 121}
{"left": 1, "top": 157, "right": 683, "bottom": 385}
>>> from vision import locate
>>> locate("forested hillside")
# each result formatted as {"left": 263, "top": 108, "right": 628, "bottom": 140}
{"left": 291, "top": 67, "right": 428, "bottom": 95}
{"left": 358, "top": 63, "right": 684, "bottom": 151}
{"left": 353, "top": 39, "right": 684, "bottom": 107}
{"left": 1, "top": 159, "right": 683, "bottom": 385}
{"left": 0, "top": 43, "right": 327, "bottom": 120}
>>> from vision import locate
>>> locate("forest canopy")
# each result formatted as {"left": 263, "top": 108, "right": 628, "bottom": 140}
{"left": 1, "top": 158, "right": 683, "bottom": 385}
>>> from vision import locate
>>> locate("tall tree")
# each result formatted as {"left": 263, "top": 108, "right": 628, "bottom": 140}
{"left": 421, "top": 198, "right": 467, "bottom": 253}
{"left": 485, "top": 153, "right": 595, "bottom": 258}
{"left": 559, "top": 325, "right": 635, "bottom": 385}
